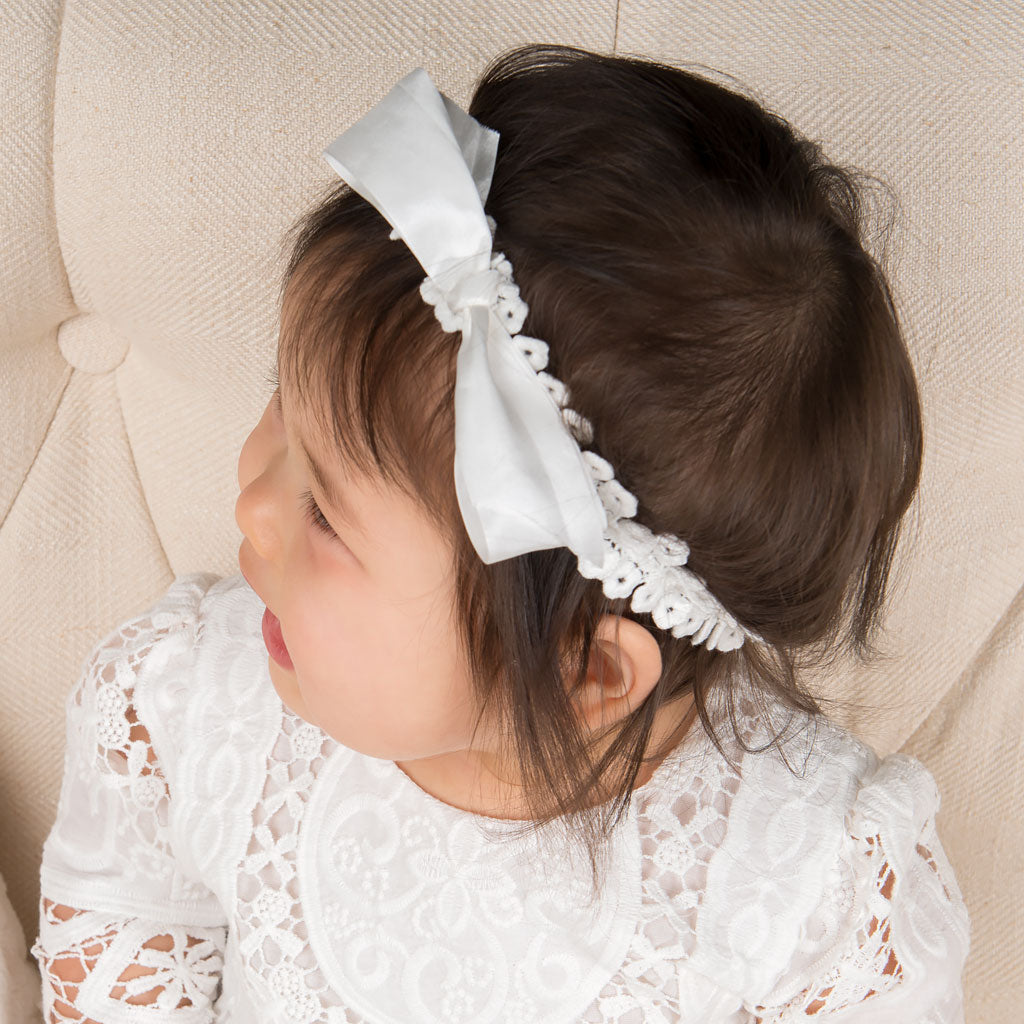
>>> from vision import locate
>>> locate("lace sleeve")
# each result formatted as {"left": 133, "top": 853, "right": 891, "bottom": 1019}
{"left": 31, "top": 576, "right": 228, "bottom": 1022}
{"left": 34, "top": 900, "right": 225, "bottom": 1022}
{"left": 749, "top": 755, "right": 970, "bottom": 1024}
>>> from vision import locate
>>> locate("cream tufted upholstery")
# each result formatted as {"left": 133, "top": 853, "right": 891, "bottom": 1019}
{"left": 1, "top": 3, "right": 1020, "bottom": 1021}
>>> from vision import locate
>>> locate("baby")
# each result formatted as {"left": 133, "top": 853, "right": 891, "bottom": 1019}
{"left": 34, "top": 43, "right": 968, "bottom": 1023}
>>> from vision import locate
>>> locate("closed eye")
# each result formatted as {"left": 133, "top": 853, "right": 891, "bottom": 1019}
{"left": 302, "top": 489, "right": 337, "bottom": 539}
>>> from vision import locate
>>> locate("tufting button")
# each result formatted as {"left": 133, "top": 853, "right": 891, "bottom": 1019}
{"left": 57, "top": 314, "right": 130, "bottom": 374}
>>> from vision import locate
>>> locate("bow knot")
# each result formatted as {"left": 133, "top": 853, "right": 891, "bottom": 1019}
{"left": 420, "top": 261, "right": 504, "bottom": 333}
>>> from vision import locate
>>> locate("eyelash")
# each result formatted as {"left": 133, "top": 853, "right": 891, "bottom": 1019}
{"left": 263, "top": 363, "right": 339, "bottom": 542}
{"left": 301, "top": 489, "right": 337, "bottom": 538}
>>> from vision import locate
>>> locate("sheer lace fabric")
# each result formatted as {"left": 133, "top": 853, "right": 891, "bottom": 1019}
{"left": 36, "top": 899, "right": 225, "bottom": 1021}
{"left": 33, "top": 573, "right": 970, "bottom": 1023}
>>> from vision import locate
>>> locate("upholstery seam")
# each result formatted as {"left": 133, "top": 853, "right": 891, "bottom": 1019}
{"left": 114, "top": 369, "right": 174, "bottom": 579}
{"left": 902, "top": 576, "right": 1024, "bottom": 753}
{"left": 0, "top": 366, "right": 73, "bottom": 534}
{"left": 51, "top": 0, "right": 75, "bottom": 310}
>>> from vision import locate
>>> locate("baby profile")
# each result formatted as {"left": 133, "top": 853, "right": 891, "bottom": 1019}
{"left": 35, "top": 43, "right": 968, "bottom": 1023}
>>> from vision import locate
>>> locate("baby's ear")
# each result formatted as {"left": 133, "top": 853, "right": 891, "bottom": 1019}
{"left": 573, "top": 615, "right": 663, "bottom": 733}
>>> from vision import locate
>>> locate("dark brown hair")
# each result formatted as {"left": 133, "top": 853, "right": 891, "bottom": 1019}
{"left": 273, "top": 44, "right": 922, "bottom": 894}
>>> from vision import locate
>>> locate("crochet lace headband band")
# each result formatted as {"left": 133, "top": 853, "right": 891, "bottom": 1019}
{"left": 321, "top": 68, "right": 761, "bottom": 653}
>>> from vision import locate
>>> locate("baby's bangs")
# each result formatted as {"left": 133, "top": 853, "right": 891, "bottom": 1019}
{"left": 277, "top": 209, "right": 462, "bottom": 540}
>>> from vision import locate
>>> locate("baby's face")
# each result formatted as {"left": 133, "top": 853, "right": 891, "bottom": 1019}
{"left": 234, "top": 365, "right": 487, "bottom": 765}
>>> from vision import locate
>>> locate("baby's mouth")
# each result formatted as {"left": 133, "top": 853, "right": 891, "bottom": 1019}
{"left": 261, "top": 606, "right": 294, "bottom": 670}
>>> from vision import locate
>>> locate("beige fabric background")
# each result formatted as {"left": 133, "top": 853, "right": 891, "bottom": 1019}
{"left": 1, "top": 2, "right": 1020, "bottom": 1021}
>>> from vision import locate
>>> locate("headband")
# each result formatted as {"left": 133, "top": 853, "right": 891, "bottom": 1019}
{"left": 322, "top": 68, "right": 761, "bottom": 652}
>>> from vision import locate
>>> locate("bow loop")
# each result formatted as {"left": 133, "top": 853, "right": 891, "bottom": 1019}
{"left": 323, "top": 69, "right": 609, "bottom": 566}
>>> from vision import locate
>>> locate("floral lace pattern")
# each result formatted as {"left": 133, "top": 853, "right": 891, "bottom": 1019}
{"left": 34, "top": 899, "right": 225, "bottom": 1022}
{"left": 31, "top": 574, "right": 229, "bottom": 1021}
{"left": 36, "top": 581, "right": 222, "bottom": 915}
{"left": 33, "top": 573, "right": 970, "bottom": 1023}
{"left": 231, "top": 714, "right": 348, "bottom": 1023}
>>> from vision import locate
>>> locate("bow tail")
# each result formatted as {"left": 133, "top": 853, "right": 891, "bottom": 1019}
{"left": 453, "top": 306, "right": 608, "bottom": 565}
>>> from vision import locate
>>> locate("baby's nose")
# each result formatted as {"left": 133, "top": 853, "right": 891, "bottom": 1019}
{"left": 235, "top": 478, "right": 282, "bottom": 563}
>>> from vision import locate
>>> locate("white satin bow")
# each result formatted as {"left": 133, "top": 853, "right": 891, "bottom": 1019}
{"left": 322, "top": 68, "right": 608, "bottom": 566}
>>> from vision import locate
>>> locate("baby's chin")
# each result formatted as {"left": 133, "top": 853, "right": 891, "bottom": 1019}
{"left": 267, "top": 657, "right": 307, "bottom": 716}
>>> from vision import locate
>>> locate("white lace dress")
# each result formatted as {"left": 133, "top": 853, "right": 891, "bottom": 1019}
{"left": 32, "top": 573, "right": 969, "bottom": 1023}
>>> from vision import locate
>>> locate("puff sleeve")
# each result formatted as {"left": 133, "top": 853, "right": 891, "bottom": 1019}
{"left": 749, "top": 754, "right": 970, "bottom": 1024}
{"left": 31, "top": 575, "right": 228, "bottom": 1023}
